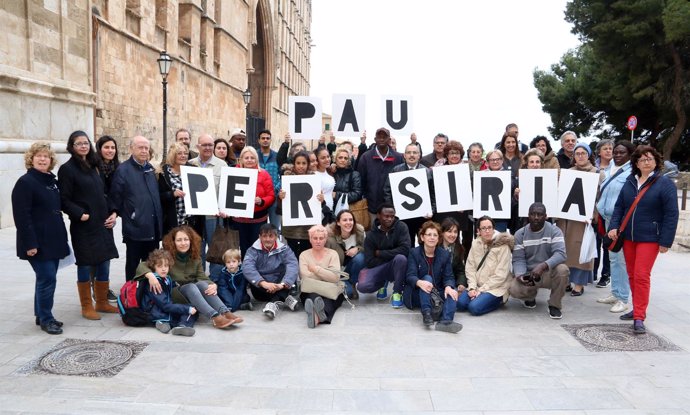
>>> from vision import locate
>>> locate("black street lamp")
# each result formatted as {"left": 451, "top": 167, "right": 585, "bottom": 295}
{"left": 243, "top": 87, "right": 251, "bottom": 137}
{"left": 157, "top": 50, "right": 172, "bottom": 155}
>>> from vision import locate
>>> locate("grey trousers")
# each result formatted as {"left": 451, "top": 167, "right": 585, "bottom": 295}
{"left": 179, "top": 281, "right": 229, "bottom": 318}
{"left": 509, "top": 264, "right": 569, "bottom": 309}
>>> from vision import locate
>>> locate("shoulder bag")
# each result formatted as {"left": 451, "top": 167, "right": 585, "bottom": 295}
{"left": 603, "top": 176, "right": 658, "bottom": 252}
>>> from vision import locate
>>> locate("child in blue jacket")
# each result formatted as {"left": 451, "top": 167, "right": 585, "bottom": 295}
{"left": 143, "top": 250, "right": 197, "bottom": 336}
{"left": 211, "top": 249, "right": 251, "bottom": 312}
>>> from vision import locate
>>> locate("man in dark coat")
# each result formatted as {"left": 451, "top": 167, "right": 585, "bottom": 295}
{"left": 110, "top": 136, "right": 163, "bottom": 281}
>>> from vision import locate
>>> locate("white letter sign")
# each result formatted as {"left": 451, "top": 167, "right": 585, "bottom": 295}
{"left": 218, "top": 167, "right": 258, "bottom": 218}
{"left": 281, "top": 175, "right": 322, "bottom": 227}
{"left": 289, "top": 96, "right": 322, "bottom": 139}
{"left": 432, "top": 164, "right": 473, "bottom": 213}
{"left": 180, "top": 166, "right": 218, "bottom": 215}
{"left": 555, "top": 169, "right": 600, "bottom": 221}
{"left": 518, "top": 169, "right": 559, "bottom": 217}
{"left": 473, "top": 170, "right": 512, "bottom": 219}
{"left": 389, "top": 169, "right": 432, "bottom": 220}
{"left": 332, "top": 94, "right": 365, "bottom": 137}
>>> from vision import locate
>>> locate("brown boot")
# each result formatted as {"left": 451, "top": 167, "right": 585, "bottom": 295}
{"left": 77, "top": 281, "right": 101, "bottom": 320}
{"left": 212, "top": 314, "right": 234, "bottom": 329}
{"left": 94, "top": 281, "right": 119, "bottom": 313}
{"left": 224, "top": 311, "right": 243, "bottom": 324}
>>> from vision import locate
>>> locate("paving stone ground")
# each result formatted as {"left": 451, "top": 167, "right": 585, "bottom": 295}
{"left": 1, "top": 223, "right": 689, "bottom": 414}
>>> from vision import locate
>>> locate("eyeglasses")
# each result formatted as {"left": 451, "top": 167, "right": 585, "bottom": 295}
{"left": 73, "top": 142, "right": 90, "bottom": 147}
{"left": 488, "top": 158, "right": 502, "bottom": 162}
{"left": 423, "top": 233, "right": 438, "bottom": 237}
{"left": 574, "top": 152, "right": 589, "bottom": 158}
{"left": 199, "top": 144, "right": 213, "bottom": 148}
{"left": 479, "top": 227, "right": 494, "bottom": 232}
{"left": 638, "top": 157, "right": 655, "bottom": 164}
{"left": 448, "top": 151, "right": 462, "bottom": 156}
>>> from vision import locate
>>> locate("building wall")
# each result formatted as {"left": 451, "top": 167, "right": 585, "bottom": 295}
{"left": 0, "top": 0, "right": 312, "bottom": 228}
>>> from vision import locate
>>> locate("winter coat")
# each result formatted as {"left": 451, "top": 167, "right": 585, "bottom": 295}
{"left": 243, "top": 238, "right": 299, "bottom": 287}
{"left": 259, "top": 149, "right": 281, "bottom": 197}
{"left": 326, "top": 223, "right": 366, "bottom": 265}
{"left": 406, "top": 246, "right": 456, "bottom": 290}
{"left": 333, "top": 167, "right": 363, "bottom": 204}
{"left": 363, "top": 217, "right": 411, "bottom": 268}
{"left": 596, "top": 162, "right": 631, "bottom": 222}
{"left": 110, "top": 157, "right": 163, "bottom": 241}
{"left": 234, "top": 168, "right": 275, "bottom": 221}
{"left": 57, "top": 157, "right": 119, "bottom": 266}
{"left": 543, "top": 151, "right": 560, "bottom": 170}
{"left": 556, "top": 148, "right": 572, "bottom": 170}
{"left": 141, "top": 274, "right": 193, "bottom": 322}
{"left": 465, "top": 232, "right": 514, "bottom": 300}
{"left": 12, "top": 168, "right": 70, "bottom": 261}
{"left": 356, "top": 146, "right": 403, "bottom": 213}
{"left": 610, "top": 172, "right": 679, "bottom": 247}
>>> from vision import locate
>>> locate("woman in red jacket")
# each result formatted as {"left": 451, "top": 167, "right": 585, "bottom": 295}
{"left": 232, "top": 147, "right": 275, "bottom": 255}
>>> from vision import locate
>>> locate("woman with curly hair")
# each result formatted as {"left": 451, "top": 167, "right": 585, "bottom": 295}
{"left": 135, "top": 225, "right": 243, "bottom": 329}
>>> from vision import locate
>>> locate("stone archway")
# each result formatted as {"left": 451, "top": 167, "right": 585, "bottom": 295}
{"left": 248, "top": 0, "right": 276, "bottom": 135}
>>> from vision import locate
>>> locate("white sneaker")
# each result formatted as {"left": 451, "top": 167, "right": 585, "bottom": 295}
{"left": 262, "top": 302, "right": 279, "bottom": 319}
{"left": 283, "top": 295, "right": 299, "bottom": 311}
{"left": 597, "top": 295, "right": 618, "bottom": 304}
{"left": 609, "top": 300, "right": 628, "bottom": 313}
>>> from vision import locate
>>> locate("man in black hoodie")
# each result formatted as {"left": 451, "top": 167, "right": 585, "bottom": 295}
{"left": 356, "top": 203, "right": 411, "bottom": 308}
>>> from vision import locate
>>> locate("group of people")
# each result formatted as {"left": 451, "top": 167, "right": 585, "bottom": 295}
{"left": 12, "top": 123, "right": 679, "bottom": 336}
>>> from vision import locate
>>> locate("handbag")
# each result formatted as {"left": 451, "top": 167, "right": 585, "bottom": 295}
{"left": 604, "top": 176, "right": 658, "bottom": 253}
{"left": 429, "top": 288, "right": 444, "bottom": 321}
{"left": 206, "top": 224, "right": 240, "bottom": 264}
{"left": 334, "top": 194, "right": 349, "bottom": 215}
{"left": 300, "top": 269, "right": 349, "bottom": 300}
{"left": 349, "top": 198, "right": 370, "bottom": 230}
{"left": 579, "top": 223, "right": 598, "bottom": 263}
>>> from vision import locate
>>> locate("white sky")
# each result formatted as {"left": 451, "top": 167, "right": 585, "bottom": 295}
{"left": 309, "top": 0, "right": 581, "bottom": 153}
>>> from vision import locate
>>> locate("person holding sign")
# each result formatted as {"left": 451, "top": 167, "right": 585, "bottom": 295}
{"left": 509, "top": 203, "right": 569, "bottom": 319}
{"left": 457, "top": 216, "right": 514, "bottom": 316}
{"left": 314, "top": 147, "right": 336, "bottom": 214}
{"left": 356, "top": 128, "right": 403, "bottom": 224}
{"left": 357, "top": 203, "right": 411, "bottom": 308}
{"left": 433, "top": 140, "right": 471, "bottom": 254}
{"left": 158, "top": 143, "right": 202, "bottom": 237}
{"left": 232, "top": 147, "right": 276, "bottom": 256}
{"left": 485, "top": 149, "right": 512, "bottom": 233}
{"left": 608, "top": 146, "right": 679, "bottom": 334}
{"left": 332, "top": 146, "right": 363, "bottom": 214}
{"left": 556, "top": 142, "right": 600, "bottom": 296}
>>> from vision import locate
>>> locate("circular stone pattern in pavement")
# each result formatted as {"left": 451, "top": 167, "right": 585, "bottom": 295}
{"left": 576, "top": 325, "right": 662, "bottom": 351}
{"left": 39, "top": 341, "right": 134, "bottom": 376}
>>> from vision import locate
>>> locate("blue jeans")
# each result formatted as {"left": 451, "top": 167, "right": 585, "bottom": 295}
{"left": 29, "top": 259, "right": 59, "bottom": 323}
{"left": 609, "top": 249, "right": 629, "bottom": 303}
{"left": 203, "top": 217, "right": 223, "bottom": 279}
{"left": 344, "top": 252, "right": 365, "bottom": 287}
{"left": 456, "top": 290, "right": 503, "bottom": 316}
{"left": 77, "top": 261, "right": 110, "bottom": 282}
{"left": 216, "top": 276, "right": 248, "bottom": 312}
{"left": 403, "top": 275, "right": 457, "bottom": 323}
{"left": 267, "top": 202, "right": 281, "bottom": 234}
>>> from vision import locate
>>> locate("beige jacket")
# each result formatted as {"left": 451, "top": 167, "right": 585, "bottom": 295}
{"left": 465, "top": 231, "right": 515, "bottom": 300}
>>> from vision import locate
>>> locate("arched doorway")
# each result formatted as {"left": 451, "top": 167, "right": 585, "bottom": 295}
{"left": 247, "top": 0, "right": 275, "bottom": 147}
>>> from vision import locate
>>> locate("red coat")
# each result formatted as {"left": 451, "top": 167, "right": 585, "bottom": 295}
{"left": 234, "top": 168, "right": 275, "bottom": 222}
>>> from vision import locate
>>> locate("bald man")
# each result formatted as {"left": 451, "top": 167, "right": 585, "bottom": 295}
{"left": 110, "top": 136, "right": 163, "bottom": 280}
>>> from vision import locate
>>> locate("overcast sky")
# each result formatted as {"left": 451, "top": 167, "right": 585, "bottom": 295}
{"left": 309, "top": 0, "right": 581, "bottom": 153}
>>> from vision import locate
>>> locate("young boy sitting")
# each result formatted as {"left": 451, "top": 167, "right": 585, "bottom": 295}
{"left": 143, "top": 249, "right": 197, "bottom": 336}
{"left": 211, "top": 249, "right": 251, "bottom": 312}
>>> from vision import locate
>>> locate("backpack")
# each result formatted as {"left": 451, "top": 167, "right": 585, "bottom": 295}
{"left": 117, "top": 279, "right": 152, "bottom": 327}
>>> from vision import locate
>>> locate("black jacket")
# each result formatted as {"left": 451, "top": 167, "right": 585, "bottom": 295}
{"left": 58, "top": 157, "right": 118, "bottom": 266}
{"left": 110, "top": 157, "right": 163, "bottom": 242}
{"left": 12, "top": 168, "right": 70, "bottom": 261}
{"left": 363, "top": 217, "right": 411, "bottom": 268}
{"left": 333, "top": 167, "right": 363, "bottom": 204}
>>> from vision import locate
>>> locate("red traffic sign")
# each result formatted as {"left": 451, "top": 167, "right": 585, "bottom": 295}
{"left": 627, "top": 116, "right": 638, "bottom": 131}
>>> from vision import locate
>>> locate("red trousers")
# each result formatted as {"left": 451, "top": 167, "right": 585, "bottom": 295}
{"left": 622, "top": 240, "right": 659, "bottom": 320}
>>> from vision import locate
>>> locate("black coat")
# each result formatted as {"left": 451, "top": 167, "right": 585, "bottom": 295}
{"left": 12, "top": 168, "right": 70, "bottom": 261}
{"left": 158, "top": 163, "right": 203, "bottom": 237}
{"left": 333, "top": 167, "right": 363, "bottom": 204}
{"left": 58, "top": 157, "right": 119, "bottom": 266}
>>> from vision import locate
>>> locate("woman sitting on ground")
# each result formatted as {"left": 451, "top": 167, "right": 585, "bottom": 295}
{"left": 299, "top": 225, "right": 344, "bottom": 328}
{"left": 439, "top": 218, "right": 467, "bottom": 291}
{"left": 326, "top": 209, "right": 366, "bottom": 299}
{"left": 136, "top": 225, "right": 243, "bottom": 329}
{"left": 457, "top": 216, "right": 514, "bottom": 316}
{"left": 404, "top": 221, "right": 463, "bottom": 333}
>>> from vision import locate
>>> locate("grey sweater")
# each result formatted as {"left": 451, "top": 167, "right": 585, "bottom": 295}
{"left": 512, "top": 222, "right": 567, "bottom": 276}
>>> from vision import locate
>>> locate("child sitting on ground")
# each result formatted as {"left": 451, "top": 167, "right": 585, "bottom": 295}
{"left": 211, "top": 249, "right": 252, "bottom": 312}
{"left": 143, "top": 249, "right": 197, "bottom": 336}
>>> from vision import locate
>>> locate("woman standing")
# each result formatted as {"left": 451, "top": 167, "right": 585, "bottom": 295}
{"left": 557, "top": 142, "right": 600, "bottom": 296}
{"left": 332, "top": 146, "right": 362, "bottom": 211}
{"left": 58, "top": 131, "right": 120, "bottom": 320}
{"left": 485, "top": 149, "right": 511, "bottom": 232}
{"left": 457, "top": 216, "right": 513, "bottom": 316}
{"left": 137, "top": 226, "right": 242, "bottom": 328}
{"left": 12, "top": 142, "right": 70, "bottom": 334}
{"left": 326, "top": 209, "right": 366, "bottom": 299}
{"left": 595, "top": 139, "right": 614, "bottom": 171}
{"left": 500, "top": 132, "right": 522, "bottom": 178}
{"left": 530, "top": 136, "right": 560, "bottom": 170}
{"left": 404, "top": 221, "right": 462, "bottom": 333}
{"left": 95, "top": 135, "right": 120, "bottom": 195}
{"left": 314, "top": 147, "right": 336, "bottom": 215}
{"left": 232, "top": 147, "right": 275, "bottom": 255}
{"left": 280, "top": 151, "right": 320, "bottom": 257}
{"left": 299, "top": 225, "right": 345, "bottom": 328}
{"left": 214, "top": 138, "right": 235, "bottom": 166}
{"left": 158, "top": 142, "right": 202, "bottom": 237}
{"left": 608, "top": 145, "right": 679, "bottom": 334}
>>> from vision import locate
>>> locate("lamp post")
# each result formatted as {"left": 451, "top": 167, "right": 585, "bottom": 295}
{"left": 242, "top": 87, "right": 251, "bottom": 139}
{"left": 157, "top": 51, "right": 172, "bottom": 155}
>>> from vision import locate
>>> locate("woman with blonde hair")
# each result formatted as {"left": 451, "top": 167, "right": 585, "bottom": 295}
{"left": 158, "top": 142, "right": 201, "bottom": 237}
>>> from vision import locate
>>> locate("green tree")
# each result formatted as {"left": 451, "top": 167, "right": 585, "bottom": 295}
{"left": 534, "top": 0, "right": 689, "bottom": 160}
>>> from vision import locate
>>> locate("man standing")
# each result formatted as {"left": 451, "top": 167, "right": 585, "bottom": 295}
{"left": 189, "top": 134, "right": 228, "bottom": 278}
{"left": 383, "top": 143, "right": 434, "bottom": 246}
{"left": 175, "top": 128, "right": 197, "bottom": 159}
{"left": 557, "top": 131, "right": 578, "bottom": 169}
{"left": 229, "top": 128, "right": 246, "bottom": 161}
{"left": 509, "top": 203, "right": 569, "bottom": 319}
{"left": 357, "top": 203, "right": 411, "bottom": 308}
{"left": 257, "top": 129, "right": 281, "bottom": 231}
{"left": 243, "top": 224, "right": 300, "bottom": 319}
{"left": 494, "top": 123, "right": 528, "bottom": 153}
{"left": 327, "top": 133, "right": 337, "bottom": 157}
{"left": 420, "top": 133, "right": 448, "bottom": 167}
{"left": 356, "top": 127, "right": 403, "bottom": 224}
{"left": 409, "top": 132, "right": 422, "bottom": 154}
{"left": 110, "top": 136, "right": 162, "bottom": 281}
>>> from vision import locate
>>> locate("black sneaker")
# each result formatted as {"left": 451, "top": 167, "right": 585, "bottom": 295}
{"left": 422, "top": 311, "right": 434, "bottom": 327}
{"left": 107, "top": 289, "right": 118, "bottom": 302}
{"left": 523, "top": 299, "right": 537, "bottom": 309}
{"left": 596, "top": 276, "right": 610, "bottom": 288}
{"left": 548, "top": 306, "right": 562, "bottom": 319}
{"left": 633, "top": 320, "right": 646, "bottom": 334}
{"left": 620, "top": 310, "right": 634, "bottom": 320}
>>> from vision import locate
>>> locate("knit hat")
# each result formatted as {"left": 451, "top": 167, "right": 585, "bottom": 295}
{"left": 574, "top": 141, "right": 591, "bottom": 156}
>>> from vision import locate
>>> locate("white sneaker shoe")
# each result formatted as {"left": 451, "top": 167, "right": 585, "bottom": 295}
{"left": 597, "top": 295, "right": 618, "bottom": 304}
{"left": 283, "top": 294, "right": 299, "bottom": 311}
{"left": 609, "top": 300, "right": 628, "bottom": 313}
{"left": 262, "top": 302, "right": 279, "bottom": 319}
